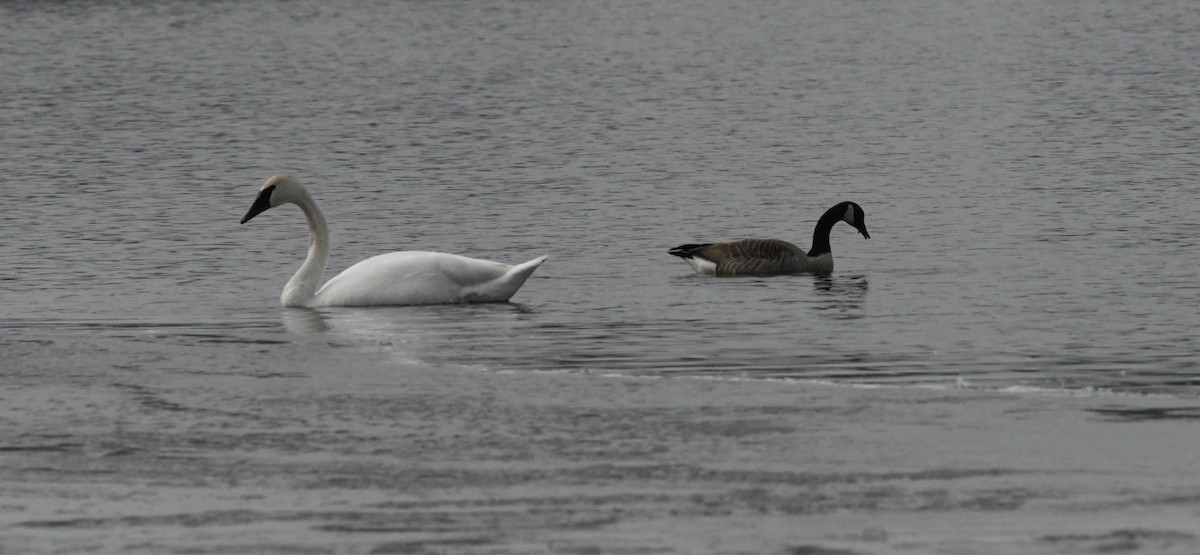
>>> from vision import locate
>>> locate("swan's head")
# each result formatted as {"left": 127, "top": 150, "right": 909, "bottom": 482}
{"left": 240, "top": 174, "right": 304, "bottom": 224}
{"left": 840, "top": 202, "right": 870, "bottom": 239}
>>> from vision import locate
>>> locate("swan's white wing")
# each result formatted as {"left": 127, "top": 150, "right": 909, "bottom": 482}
{"left": 309, "top": 251, "right": 546, "bottom": 307}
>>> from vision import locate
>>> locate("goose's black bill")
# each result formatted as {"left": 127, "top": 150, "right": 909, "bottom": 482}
{"left": 240, "top": 186, "right": 274, "bottom": 224}
{"left": 857, "top": 224, "right": 870, "bottom": 239}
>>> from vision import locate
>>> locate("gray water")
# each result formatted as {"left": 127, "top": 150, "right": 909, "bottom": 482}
{"left": 3, "top": 1, "right": 1200, "bottom": 553}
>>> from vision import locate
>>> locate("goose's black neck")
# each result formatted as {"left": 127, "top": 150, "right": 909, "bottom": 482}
{"left": 808, "top": 203, "right": 846, "bottom": 257}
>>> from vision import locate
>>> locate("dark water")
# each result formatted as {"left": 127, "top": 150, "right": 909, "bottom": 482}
{"left": 3, "top": 1, "right": 1200, "bottom": 553}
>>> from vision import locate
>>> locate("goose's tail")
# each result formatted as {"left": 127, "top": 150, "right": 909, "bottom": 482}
{"left": 668, "top": 244, "right": 711, "bottom": 259}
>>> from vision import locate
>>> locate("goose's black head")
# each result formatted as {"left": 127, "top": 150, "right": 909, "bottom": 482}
{"left": 809, "top": 201, "right": 870, "bottom": 257}
{"left": 841, "top": 201, "right": 869, "bottom": 239}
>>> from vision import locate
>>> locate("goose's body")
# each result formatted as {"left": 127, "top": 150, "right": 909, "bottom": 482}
{"left": 668, "top": 201, "right": 869, "bottom": 276}
{"left": 241, "top": 174, "right": 547, "bottom": 307}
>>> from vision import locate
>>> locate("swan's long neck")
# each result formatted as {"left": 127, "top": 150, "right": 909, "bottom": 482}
{"left": 281, "top": 190, "right": 330, "bottom": 307}
{"left": 808, "top": 203, "right": 846, "bottom": 257}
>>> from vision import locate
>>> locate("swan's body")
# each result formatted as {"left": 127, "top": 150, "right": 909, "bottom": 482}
{"left": 668, "top": 201, "right": 870, "bottom": 276}
{"left": 241, "top": 174, "right": 547, "bottom": 307}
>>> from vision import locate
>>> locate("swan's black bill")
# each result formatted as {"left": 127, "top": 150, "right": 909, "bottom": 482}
{"left": 240, "top": 186, "right": 274, "bottom": 224}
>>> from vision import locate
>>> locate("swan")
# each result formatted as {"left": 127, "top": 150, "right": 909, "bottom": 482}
{"left": 668, "top": 201, "right": 869, "bottom": 276}
{"left": 240, "top": 174, "right": 548, "bottom": 307}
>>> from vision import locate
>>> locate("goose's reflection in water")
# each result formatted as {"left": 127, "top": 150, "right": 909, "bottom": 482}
{"left": 811, "top": 274, "right": 869, "bottom": 319}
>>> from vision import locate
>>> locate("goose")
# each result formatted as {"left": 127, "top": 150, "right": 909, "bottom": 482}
{"left": 668, "top": 201, "right": 869, "bottom": 276}
{"left": 240, "top": 174, "right": 548, "bottom": 307}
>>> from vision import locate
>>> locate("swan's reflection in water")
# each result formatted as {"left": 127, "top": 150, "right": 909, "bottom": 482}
{"left": 279, "top": 307, "right": 331, "bottom": 334}
{"left": 276, "top": 278, "right": 871, "bottom": 376}
{"left": 282, "top": 303, "right": 534, "bottom": 334}
{"left": 280, "top": 303, "right": 537, "bottom": 368}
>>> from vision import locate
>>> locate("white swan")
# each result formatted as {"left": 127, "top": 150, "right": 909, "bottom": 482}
{"left": 240, "top": 174, "right": 548, "bottom": 307}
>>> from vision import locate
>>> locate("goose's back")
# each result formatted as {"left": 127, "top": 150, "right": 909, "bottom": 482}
{"left": 695, "top": 239, "right": 819, "bottom": 276}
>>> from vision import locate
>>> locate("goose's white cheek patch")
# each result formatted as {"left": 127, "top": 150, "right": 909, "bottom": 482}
{"left": 843, "top": 205, "right": 856, "bottom": 225}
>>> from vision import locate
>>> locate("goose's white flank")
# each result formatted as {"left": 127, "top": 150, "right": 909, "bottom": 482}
{"left": 668, "top": 201, "right": 869, "bottom": 276}
{"left": 240, "top": 174, "right": 548, "bottom": 307}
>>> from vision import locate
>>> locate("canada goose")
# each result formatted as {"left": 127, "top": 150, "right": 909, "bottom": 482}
{"left": 240, "top": 174, "right": 548, "bottom": 307}
{"left": 668, "top": 201, "right": 869, "bottom": 276}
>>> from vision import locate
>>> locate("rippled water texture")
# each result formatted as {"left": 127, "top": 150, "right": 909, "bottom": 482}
{"left": 2, "top": 0, "right": 1197, "bottom": 390}
{"left": 2, "top": 0, "right": 1200, "bottom": 553}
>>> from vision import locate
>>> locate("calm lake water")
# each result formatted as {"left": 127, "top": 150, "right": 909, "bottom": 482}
{"left": 2, "top": 0, "right": 1200, "bottom": 553}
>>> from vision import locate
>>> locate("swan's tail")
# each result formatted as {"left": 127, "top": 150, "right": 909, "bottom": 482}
{"left": 491, "top": 255, "right": 549, "bottom": 301}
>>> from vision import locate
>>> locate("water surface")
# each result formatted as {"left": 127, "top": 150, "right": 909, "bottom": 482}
{"left": 2, "top": 0, "right": 1199, "bottom": 553}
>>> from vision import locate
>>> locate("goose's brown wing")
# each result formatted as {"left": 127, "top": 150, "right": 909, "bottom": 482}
{"left": 685, "top": 239, "right": 806, "bottom": 276}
